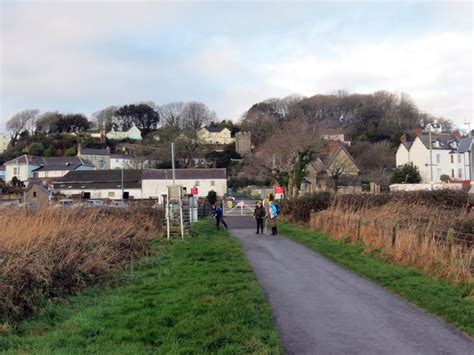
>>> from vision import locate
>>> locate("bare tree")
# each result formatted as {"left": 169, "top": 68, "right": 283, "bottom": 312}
{"left": 182, "top": 101, "right": 214, "bottom": 129}
{"left": 92, "top": 106, "right": 118, "bottom": 132}
{"left": 159, "top": 102, "right": 186, "bottom": 128}
{"left": 7, "top": 109, "right": 39, "bottom": 145}
{"left": 36, "top": 112, "right": 63, "bottom": 134}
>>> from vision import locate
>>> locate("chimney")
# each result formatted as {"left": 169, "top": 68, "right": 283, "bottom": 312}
{"left": 400, "top": 133, "right": 407, "bottom": 143}
{"left": 77, "top": 143, "right": 82, "bottom": 156}
{"left": 415, "top": 127, "right": 423, "bottom": 137}
{"left": 452, "top": 130, "right": 461, "bottom": 138}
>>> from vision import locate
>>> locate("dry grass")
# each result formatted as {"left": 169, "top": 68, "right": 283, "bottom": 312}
{"left": 310, "top": 197, "right": 473, "bottom": 284}
{"left": 0, "top": 207, "right": 163, "bottom": 323}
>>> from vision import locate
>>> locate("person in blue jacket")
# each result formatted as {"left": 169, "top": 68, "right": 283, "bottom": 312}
{"left": 211, "top": 204, "right": 228, "bottom": 229}
{"left": 267, "top": 196, "right": 280, "bottom": 235}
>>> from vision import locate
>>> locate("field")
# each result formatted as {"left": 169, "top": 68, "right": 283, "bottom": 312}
{"left": 0, "top": 207, "right": 163, "bottom": 323}
{"left": 0, "top": 221, "right": 281, "bottom": 354}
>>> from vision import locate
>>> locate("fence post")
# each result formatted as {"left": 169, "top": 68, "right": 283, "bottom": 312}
{"left": 391, "top": 225, "right": 397, "bottom": 247}
{"left": 356, "top": 216, "right": 361, "bottom": 242}
{"left": 447, "top": 228, "right": 454, "bottom": 252}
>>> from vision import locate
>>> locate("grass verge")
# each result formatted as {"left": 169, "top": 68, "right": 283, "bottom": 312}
{"left": 0, "top": 221, "right": 281, "bottom": 354}
{"left": 279, "top": 222, "right": 474, "bottom": 337}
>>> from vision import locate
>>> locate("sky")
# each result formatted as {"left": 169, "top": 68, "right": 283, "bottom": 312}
{"left": 0, "top": 0, "right": 473, "bottom": 133}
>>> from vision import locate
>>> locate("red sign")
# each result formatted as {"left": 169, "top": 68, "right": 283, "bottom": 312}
{"left": 191, "top": 187, "right": 198, "bottom": 195}
{"left": 275, "top": 186, "right": 284, "bottom": 194}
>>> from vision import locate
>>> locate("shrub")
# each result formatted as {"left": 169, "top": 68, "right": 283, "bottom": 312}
{"left": 282, "top": 192, "right": 331, "bottom": 222}
{"left": 391, "top": 162, "right": 421, "bottom": 183}
{"left": 0, "top": 207, "right": 163, "bottom": 323}
{"left": 207, "top": 190, "right": 217, "bottom": 205}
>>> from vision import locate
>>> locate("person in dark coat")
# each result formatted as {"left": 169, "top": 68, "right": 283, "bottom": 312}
{"left": 211, "top": 204, "right": 228, "bottom": 229}
{"left": 254, "top": 200, "right": 266, "bottom": 234}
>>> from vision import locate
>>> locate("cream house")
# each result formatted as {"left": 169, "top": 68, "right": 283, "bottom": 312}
{"left": 198, "top": 127, "right": 234, "bottom": 145}
{"left": 106, "top": 123, "right": 142, "bottom": 141}
{"left": 396, "top": 134, "right": 474, "bottom": 182}
{"left": 0, "top": 133, "right": 10, "bottom": 154}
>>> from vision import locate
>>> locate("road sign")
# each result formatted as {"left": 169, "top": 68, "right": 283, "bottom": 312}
{"left": 275, "top": 186, "right": 284, "bottom": 194}
{"left": 191, "top": 187, "right": 198, "bottom": 195}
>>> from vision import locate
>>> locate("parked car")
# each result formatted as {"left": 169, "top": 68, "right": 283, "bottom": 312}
{"left": 85, "top": 200, "right": 105, "bottom": 207}
{"left": 0, "top": 201, "right": 21, "bottom": 209}
{"left": 53, "top": 199, "right": 74, "bottom": 208}
{"left": 18, "top": 202, "right": 38, "bottom": 209}
{"left": 109, "top": 201, "right": 127, "bottom": 208}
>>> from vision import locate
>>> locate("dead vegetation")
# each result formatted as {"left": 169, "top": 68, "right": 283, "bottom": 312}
{"left": 0, "top": 207, "right": 163, "bottom": 323}
{"left": 310, "top": 195, "right": 473, "bottom": 283}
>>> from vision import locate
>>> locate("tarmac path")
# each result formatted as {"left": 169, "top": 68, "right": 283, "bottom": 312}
{"left": 226, "top": 217, "right": 474, "bottom": 355}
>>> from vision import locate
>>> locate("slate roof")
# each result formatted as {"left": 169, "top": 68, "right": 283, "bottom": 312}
{"left": 142, "top": 169, "right": 226, "bottom": 180}
{"left": 205, "top": 127, "right": 225, "bottom": 133}
{"left": 458, "top": 137, "right": 474, "bottom": 153}
{"left": 56, "top": 170, "right": 143, "bottom": 183}
{"left": 79, "top": 148, "right": 109, "bottom": 156}
{"left": 418, "top": 135, "right": 459, "bottom": 150}
{"left": 5, "top": 155, "right": 94, "bottom": 167}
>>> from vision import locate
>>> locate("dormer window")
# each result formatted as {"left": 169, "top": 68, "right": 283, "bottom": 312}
{"left": 433, "top": 140, "right": 440, "bottom": 148}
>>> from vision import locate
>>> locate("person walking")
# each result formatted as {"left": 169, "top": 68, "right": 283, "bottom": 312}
{"left": 254, "top": 200, "right": 266, "bottom": 234}
{"left": 211, "top": 204, "right": 228, "bottom": 229}
{"left": 267, "top": 197, "right": 280, "bottom": 235}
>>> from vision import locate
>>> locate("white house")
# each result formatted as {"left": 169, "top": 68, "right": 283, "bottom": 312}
{"left": 0, "top": 133, "right": 10, "bottom": 154}
{"left": 4, "top": 155, "right": 95, "bottom": 182}
{"left": 142, "top": 169, "right": 227, "bottom": 201}
{"left": 110, "top": 154, "right": 150, "bottom": 170}
{"left": 106, "top": 123, "right": 142, "bottom": 141}
{"left": 53, "top": 168, "right": 227, "bottom": 201}
{"left": 53, "top": 170, "right": 143, "bottom": 200}
{"left": 396, "top": 134, "right": 474, "bottom": 183}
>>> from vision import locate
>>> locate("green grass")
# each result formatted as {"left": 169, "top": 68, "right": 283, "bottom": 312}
{"left": 0, "top": 221, "right": 282, "bottom": 354}
{"left": 279, "top": 222, "right": 474, "bottom": 337}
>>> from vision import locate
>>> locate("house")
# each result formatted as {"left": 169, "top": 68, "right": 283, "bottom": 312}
{"left": 304, "top": 144, "right": 360, "bottom": 193}
{"left": 24, "top": 182, "right": 50, "bottom": 207}
{"left": 0, "top": 133, "right": 10, "bottom": 153}
{"left": 142, "top": 169, "right": 227, "bottom": 201}
{"left": 53, "top": 168, "right": 227, "bottom": 201}
{"left": 396, "top": 133, "right": 474, "bottom": 183}
{"left": 198, "top": 127, "right": 235, "bottom": 145}
{"left": 4, "top": 155, "right": 95, "bottom": 182}
{"left": 53, "top": 170, "right": 143, "bottom": 200}
{"left": 110, "top": 154, "right": 151, "bottom": 170}
{"left": 77, "top": 145, "right": 111, "bottom": 170}
{"left": 0, "top": 166, "right": 5, "bottom": 182}
{"left": 106, "top": 123, "right": 142, "bottom": 141}
{"left": 423, "top": 121, "right": 443, "bottom": 134}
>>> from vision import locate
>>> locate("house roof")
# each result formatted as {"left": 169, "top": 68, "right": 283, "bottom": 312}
{"left": 0, "top": 166, "right": 5, "bottom": 172}
{"left": 5, "top": 155, "right": 94, "bottom": 167}
{"left": 401, "top": 141, "right": 413, "bottom": 150}
{"left": 418, "top": 135, "right": 459, "bottom": 150}
{"left": 25, "top": 181, "right": 49, "bottom": 194}
{"left": 55, "top": 169, "right": 143, "bottom": 183}
{"left": 323, "top": 145, "right": 358, "bottom": 171}
{"left": 142, "top": 168, "right": 226, "bottom": 180}
{"left": 32, "top": 161, "right": 95, "bottom": 172}
{"left": 79, "top": 148, "right": 109, "bottom": 156}
{"left": 458, "top": 137, "right": 474, "bottom": 153}
{"left": 204, "top": 127, "right": 225, "bottom": 133}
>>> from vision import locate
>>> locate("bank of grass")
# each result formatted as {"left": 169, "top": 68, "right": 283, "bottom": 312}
{"left": 0, "top": 221, "right": 281, "bottom": 354}
{"left": 279, "top": 222, "right": 474, "bottom": 337}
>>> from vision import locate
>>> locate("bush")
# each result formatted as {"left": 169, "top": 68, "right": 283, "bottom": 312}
{"left": 207, "top": 190, "right": 217, "bottom": 205}
{"left": 391, "top": 162, "right": 421, "bottom": 184}
{"left": 282, "top": 192, "right": 331, "bottom": 222}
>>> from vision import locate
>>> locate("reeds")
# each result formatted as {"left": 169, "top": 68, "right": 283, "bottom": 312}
{"left": 0, "top": 207, "right": 163, "bottom": 323}
{"left": 310, "top": 199, "right": 473, "bottom": 283}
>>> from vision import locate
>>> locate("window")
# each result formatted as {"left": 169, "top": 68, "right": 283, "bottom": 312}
{"left": 108, "top": 191, "right": 115, "bottom": 197}
{"left": 450, "top": 155, "right": 454, "bottom": 164}
{"left": 195, "top": 181, "right": 200, "bottom": 186}
{"left": 458, "top": 168, "right": 463, "bottom": 178}
{"left": 436, "top": 154, "right": 440, "bottom": 164}
{"left": 13, "top": 167, "right": 18, "bottom": 175}
{"left": 98, "top": 160, "right": 106, "bottom": 169}
{"left": 211, "top": 180, "right": 215, "bottom": 186}
{"left": 437, "top": 168, "right": 441, "bottom": 179}
{"left": 33, "top": 192, "right": 37, "bottom": 198}
{"left": 458, "top": 154, "right": 462, "bottom": 164}
{"left": 451, "top": 169, "right": 455, "bottom": 178}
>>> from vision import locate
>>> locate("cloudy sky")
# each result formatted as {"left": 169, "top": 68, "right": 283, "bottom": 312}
{"left": 1, "top": 0, "right": 472, "bottom": 132}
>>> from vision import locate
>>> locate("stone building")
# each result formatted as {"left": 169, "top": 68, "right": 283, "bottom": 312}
{"left": 235, "top": 131, "right": 252, "bottom": 156}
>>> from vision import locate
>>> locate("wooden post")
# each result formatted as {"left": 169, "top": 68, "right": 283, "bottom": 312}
{"left": 391, "top": 225, "right": 397, "bottom": 247}
{"left": 356, "top": 216, "right": 362, "bottom": 242}
{"left": 447, "top": 228, "right": 454, "bottom": 252}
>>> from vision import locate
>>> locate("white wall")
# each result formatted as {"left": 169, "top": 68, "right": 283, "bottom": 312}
{"left": 390, "top": 183, "right": 463, "bottom": 192}
{"left": 395, "top": 144, "right": 410, "bottom": 166}
{"left": 5, "top": 163, "right": 40, "bottom": 182}
{"left": 142, "top": 178, "right": 227, "bottom": 201}
{"left": 57, "top": 188, "right": 143, "bottom": 200}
